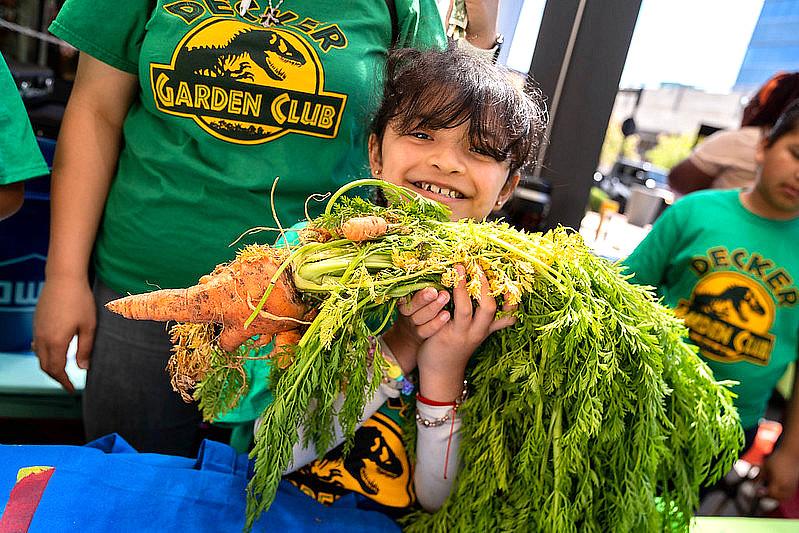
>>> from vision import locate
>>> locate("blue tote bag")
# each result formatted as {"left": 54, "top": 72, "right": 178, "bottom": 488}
{"left": 0, "top": 434, "right": 400, "bottom": 532}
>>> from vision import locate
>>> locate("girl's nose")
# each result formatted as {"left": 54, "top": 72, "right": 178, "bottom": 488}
{"left": 429, "top": 145, "right": 466, "bottom": 174}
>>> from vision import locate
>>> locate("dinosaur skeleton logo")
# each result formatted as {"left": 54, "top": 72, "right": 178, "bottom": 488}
{"left": 675, "top": 272, "right": 775, "bottom": 365}
{"left": 286, "top": 411, "right": 413, "bottom": 507}
{"left": 150, "top": 18, "right": 346, "bottom": 144}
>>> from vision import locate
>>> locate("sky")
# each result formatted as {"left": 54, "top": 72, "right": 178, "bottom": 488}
{"left": 504, "top": 0, "right": 765, "bottom": 94}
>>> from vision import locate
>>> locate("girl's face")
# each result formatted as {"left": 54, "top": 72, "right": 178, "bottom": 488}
{"left": 747, "top": 128, "right": 799, "bottom": 220}
{"left": 368, "top": 120, "right": 520, "bottom": 221}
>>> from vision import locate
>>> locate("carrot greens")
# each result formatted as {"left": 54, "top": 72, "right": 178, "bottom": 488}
{"left": 242, "top": 179, "right": 742, "bottom": 531}
{"left": 107, "top": 179, "right": 741, "bottom": 531}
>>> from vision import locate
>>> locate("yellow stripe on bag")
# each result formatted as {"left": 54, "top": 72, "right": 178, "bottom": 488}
{"left": 16, "top": 466, "right": 54, "bottom": 483}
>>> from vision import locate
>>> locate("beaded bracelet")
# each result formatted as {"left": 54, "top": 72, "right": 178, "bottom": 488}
{"left": 369, "top": 336, "right": 415, "bottom": 396}
{"left": 417, "top": 410, "right": 458, "bottom": 427}
{"left": 415, "top": 380, "right": 468, "bottom": 428}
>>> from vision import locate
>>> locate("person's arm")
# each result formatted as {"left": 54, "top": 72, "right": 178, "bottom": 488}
{"left": 0, "top": 54, "right": 48, "bottom": 220}
{"left": 412, "top": 265, "right": 516, "bottom": 511}
{"left": 284, "top": 387, "right": 394, "bottom": 472}
{"left": 0, "top": 182, "right": 24, "bottom": 220}
{"left": 621, "top": 200, "right": 685, "bottom": 290}
{"left": 761, "top": 364, "right": 799, "bottom": 501}
{"left": 463, "top": 0, "right": 499, "bottom": 49}
{"left": 381, "top": 286, "right": 452, "bottom": 374}
{"left": 667, "top": 158, "right": 716, "bottom": 195}
{"left": 32, "top": 53, "right": 137, "bottom": 392}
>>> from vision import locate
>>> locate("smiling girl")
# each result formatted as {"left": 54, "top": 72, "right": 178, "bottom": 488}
{"left": 273, "top": 47, "right": 547, "bottom": 522}
{"left": 624, "top": 101, "right": 799, "bottom": 504}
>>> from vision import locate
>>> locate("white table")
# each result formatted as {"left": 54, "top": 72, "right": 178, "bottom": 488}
{"left": 578, "top": 210, "right": 652, "bottom": 261}
{"left": 0, "top": 337, "right": 85, "bottom": 418}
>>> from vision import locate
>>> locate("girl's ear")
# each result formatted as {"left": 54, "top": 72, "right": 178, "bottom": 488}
{"left": 493, "top": 173, "right": 521, "bottom": 211}
{"left": 755, "top": 137, "right": 767, "bottom": 166}
{"left": 368, "top": 133, "right": 382, "bottom": 177}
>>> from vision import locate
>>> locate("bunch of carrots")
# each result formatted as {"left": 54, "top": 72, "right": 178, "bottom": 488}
{"left": 107, "top": 180, "right": 742, "bottom": 532}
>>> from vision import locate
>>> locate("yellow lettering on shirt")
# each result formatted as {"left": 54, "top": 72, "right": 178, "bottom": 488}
{"left": 690, "top": 247, "right": 797, "bottom": 308}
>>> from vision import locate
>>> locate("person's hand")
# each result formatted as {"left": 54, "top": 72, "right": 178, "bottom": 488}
{"left": 760, "top": 446, "right": 799, "bottom": 502}
{"left": 381, "top": 287, "right": 452, "bottom": 374}
{"left": 396, "top": 287, "right": 452, "bottom": 344}
{"left": 32, "top": 276, "right": 96, "bottom": 393}
{"left": 416, "top": 265, "right": 516, "bottom": 401}
{"left": 464, "top": 0, "right": 499, "bottom": 49}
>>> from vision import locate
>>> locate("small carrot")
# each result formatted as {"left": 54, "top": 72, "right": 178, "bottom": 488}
{"left": 340, "top": 215, "right": 388, "bottom": 242}
{"left": 273, "top": 330, "right": 303, "bottom": 369}
{"left": 106, "top": 245, "right": 309, "bottom": 352}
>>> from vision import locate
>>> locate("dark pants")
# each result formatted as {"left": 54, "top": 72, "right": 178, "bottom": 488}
{"left": 83, "top": 281, "right": 203, "bottom": 456}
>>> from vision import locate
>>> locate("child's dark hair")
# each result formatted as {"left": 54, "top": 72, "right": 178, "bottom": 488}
{"left": 371, "top": 47, "right": 547, "bottom": 177}
{"left": 764, "top": 99, "right": 799, "bottom": 146}
{"left": 741, "top": 72, "right": 799, "bottom": 128}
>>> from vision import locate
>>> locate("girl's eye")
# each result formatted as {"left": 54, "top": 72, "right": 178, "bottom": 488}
{"left": 410, "top": 131, "right": 432, "bottom": 140}
{"left": 470, "top": 147, "right": 493, "bottom": 158}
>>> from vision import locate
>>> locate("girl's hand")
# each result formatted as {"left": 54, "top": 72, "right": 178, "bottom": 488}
{"left": 381, "top": 287, "right": 451, "bottom": 374}
{"left": 397, "top": 287, "right": 452, "bottom": 342}
{"left": 417, "top": 265, "right": 516, "bottom": 402}
{"left": 760, "top": 447, "right": 799, "bottom": 501}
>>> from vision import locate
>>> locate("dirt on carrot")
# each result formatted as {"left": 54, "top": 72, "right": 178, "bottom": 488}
{"left": 105, "top": 244, "right": 309, "bottom": 352}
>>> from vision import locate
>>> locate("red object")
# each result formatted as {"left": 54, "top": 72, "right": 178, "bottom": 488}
{"left": 740, "top": 420, "right": 782, "bottom": 466}
{"left": 0, "top": 467, "right": 55, "bottom": 533}
{"left": 739, "top": 420, "right": 799, "bottom": 519}
{"left": 416, "top": 393, "right": 457, "bottom": 407}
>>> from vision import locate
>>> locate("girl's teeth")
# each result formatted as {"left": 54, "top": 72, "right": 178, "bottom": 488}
{"left": 420, "top": 182, "right": 462, "bottom": 199}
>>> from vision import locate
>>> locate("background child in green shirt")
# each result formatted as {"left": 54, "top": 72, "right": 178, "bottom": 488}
{"left": 623, "top": 101, "right": 799, "bottom": 503}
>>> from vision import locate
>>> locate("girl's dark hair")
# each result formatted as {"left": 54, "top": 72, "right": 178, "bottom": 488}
{"left": 764, "top": 99, "right": 799, "bottom": 146}
{"left": 741, "top": 72, "right": 799, "bottom": 128}
{"left": 371, "top": 47, "right": 547, "bottom": 177}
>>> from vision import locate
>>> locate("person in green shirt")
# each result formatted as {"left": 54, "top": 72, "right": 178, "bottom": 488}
{"left": 30, "top": 0, "right": 497, "bottom": 456}
{"left": 623, "top": 101, "right": 799, "bottom": 503}
{"left": 0, "top": 54, "right": 49, "bottom": 220}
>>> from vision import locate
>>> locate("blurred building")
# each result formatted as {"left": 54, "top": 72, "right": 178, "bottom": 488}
{"left": 610, "top": 87, "right": 744, "bottom": 137}
{"left": 734, "top": 0, "right": 799, "bottom": 92}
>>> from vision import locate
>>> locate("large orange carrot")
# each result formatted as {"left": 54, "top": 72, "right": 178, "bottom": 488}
{"left": 106, "top": 245, "right": 308, "bottom": 352}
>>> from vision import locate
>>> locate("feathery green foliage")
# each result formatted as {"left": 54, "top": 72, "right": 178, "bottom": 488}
{"left": 228, "top": 179, "right": 740, "bottom": 531}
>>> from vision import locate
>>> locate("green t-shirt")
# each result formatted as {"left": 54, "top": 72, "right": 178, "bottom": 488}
{"left": 0, "top": 55, "right": 48, "bottom": 185}
{"left": 216, "top": 222, "right": 305, "bottom": 425}
{"left": 623, "top": 189, "right": 799, "bottom": 429}
{"left": 50, "top": 0, "right": 445, "bottom": 294}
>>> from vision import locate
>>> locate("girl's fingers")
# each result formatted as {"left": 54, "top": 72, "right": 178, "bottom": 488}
{"left": 410, "top": 291, "right": 451, "bottom": 326}
{"left": 415, "top": 310, "right": 451, "bottom": 338}
{"left": 451, "top": 265, "right": 473, "bottom": 322}
{"left": 488, "top": 300, "right": 519, "bottom": 334}
{"left": 472, "top": 268, "right": 497, "bottom": 328}
{"left": 488, "top": 314, "right": 517, "bottom": 334}
{"left": 398, "top": 287, "right": 439, "bottom": 316}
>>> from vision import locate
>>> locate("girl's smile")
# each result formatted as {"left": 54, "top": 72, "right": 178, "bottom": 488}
{"left": 369, "top": 121, "right": 519, "bottom": 221}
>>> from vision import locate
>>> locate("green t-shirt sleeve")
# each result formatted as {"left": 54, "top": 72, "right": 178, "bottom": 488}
{"left": 0, "top": 55, "right": 48, "bottom": 185}
{"left": 214, "top": 222, "right": 307, "bottom": 425}
{"left": 396, "top": 0, "right": 447, "bottom": 49}
{"left": 49, "top": 0, "right": 156, "bottom": 74}
{"left": 622, "top": 201, "right": 685, "bottom": 291}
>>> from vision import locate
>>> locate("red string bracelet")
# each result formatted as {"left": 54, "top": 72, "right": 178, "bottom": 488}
{"left": 415, "top": 381, "right": 469, "bottom": 480}
{"left": 416, "top": 393, "right": 458, "bottom": 407}
{"left": 416, "top": 379, "right": 469, "bottom": 407}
